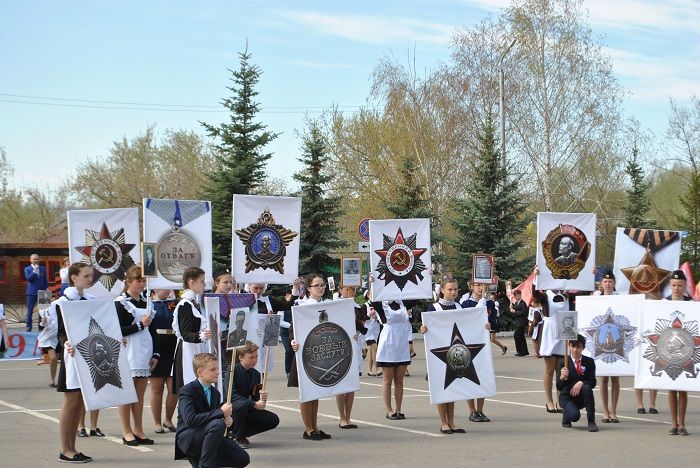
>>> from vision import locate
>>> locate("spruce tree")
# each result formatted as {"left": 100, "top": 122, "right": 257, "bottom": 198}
{"left": 677, "top": 172, "right": 700, "bottom": 267}
{"left": 200, "top": 47, "right": 279, "bottom": 269}
{"left": 623, "top": 147, "right": 653, "bottom": 228}
{"left": 294, "top": 122, "right": 344, "bottom": 275}
{"left": 449, "top": 118, "right": 530, "bottom": 288}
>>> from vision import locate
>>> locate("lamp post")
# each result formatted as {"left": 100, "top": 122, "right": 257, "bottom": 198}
{"left": 499, "top": 38, "right": 516, "bottom": 171}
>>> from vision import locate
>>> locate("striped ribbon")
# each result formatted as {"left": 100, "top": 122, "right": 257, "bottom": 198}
{"left": 624, "top": 228, "right": 679, "bottom": 252}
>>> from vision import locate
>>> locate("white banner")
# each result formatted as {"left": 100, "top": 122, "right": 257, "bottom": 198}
{"left": 68, "top": 208, "right": 140, "bottom": 298}
{"left": 613, "top": 227, "right": 681, "bottom": 299}
{"left": 634, "top": 300, "right": 700, "bottom": 391}
{"left": 204, "top": 297, "right": 223, "bottom": 394}
{"left": 60, "top": 299, "right": 137, "bottom": 410}
{"left": 292, "top": 299, "right": 360, "bottom": 403}
{"left": 231, "top": 195, "right": 301, "bottom": 284}
{"left": 422, "top": 307, "right": 496, "bottom": 404}
{"left": 536, "top": 212, "right": 596, "bottom": 291}
{"left": 369, "top": 218, "right": 432, "bottom": 301}
{"left": 577, "top": 295, "right": 644, "bottom": 377}
{"left": 143, "top": 198, "right": 212, "bottom": 290}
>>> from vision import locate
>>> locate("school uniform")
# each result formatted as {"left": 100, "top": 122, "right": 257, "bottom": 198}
{"left": 173, "top": 291, "right": 208, "bottom": 393}
{"left": 151, "top": 299, "right": 178, "bottom": 378}
{"left": 115, "top": 293, "right": 158, "bottom": 378}
{"left": 230, "top": 362, "right": 279, "bottom": 440}
{"left": 372, "top": 300, "right": 416, "bottom": 367}
{"left": 539, "top": 291, "right": 567, "bottom": 357}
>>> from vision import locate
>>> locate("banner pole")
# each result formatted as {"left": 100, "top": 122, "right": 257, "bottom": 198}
{"left": 564, "top": 340, "right": 569, "bottom": 370}
{"left": 226, "top": 348, "right": 236, "bottom": 404}
{"left": 262, "top": 346, "right": 271, "bottom": 392}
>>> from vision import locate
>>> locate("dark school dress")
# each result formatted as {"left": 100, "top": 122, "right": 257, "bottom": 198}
{"left": 151, "top": 299, "right": 178, "bottom": 378}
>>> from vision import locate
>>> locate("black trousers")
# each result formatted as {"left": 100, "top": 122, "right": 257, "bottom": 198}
{"left": 186, "top": 419, "right": 250, "bottom": 468}
{"left": 232, "top": 405, "right": 280, "bottom": 439}
{"left": 513, "top": 324, "right": 529, "bottom": 355}
{"left": 280, "top": 328, "right": 294, "bottom": 374}
{"left": 560, "top": 384, "right": 596, "bottom": 424}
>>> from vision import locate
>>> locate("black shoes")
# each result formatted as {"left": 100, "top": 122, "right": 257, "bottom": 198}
{"left": 303, "top": 431, "right": 322, "bottom": 441}
{"left": 122, "top": 437, "right": 139, "bottom": 446}
{"left": 588, "top": 422, "right": 598, "bottom": 432}
{"left": 562, "top": 421, "right": 572, "bottom": 428}
{"left": 502, "top": 346, "right": 508, "bottom": 355}
{"left": 386, "top": 412, "right": 400, "bottom": 420}
{"left": 637, "top": 407, "right": 646, "bottom": 414}
{"left": 89, "top": 428, "right": 105, "bottom": 437}
{"left": 59, "top": 452, "right": 91, "bottom": 463}
{"left": 469, "top": 411, "right": 490, "bottom": 422}
{"left": 134, "top": 436, "right": 154, "bottom": 445}
{"left": 76, "top": 429, "right": 88, "bottom": 438}
{"left": 649, "top": 407, "right": 658, "bottom": 414}
{"left": 235, "top": 436, "right": 250, "bottom": 448}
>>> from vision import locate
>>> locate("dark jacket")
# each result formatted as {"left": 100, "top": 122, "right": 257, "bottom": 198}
{"left": 175, "top": 379, "right": 226, "bottom": 460}
{"left": 24, "top": 264, "right": 48, "bottom": 294}
{"left": 512, "top": 299, "right": 529, "bottom": 327}
{"left": 556, "top": 355, "right": 597, "bottom": 404}
{"left": 231, "top": 363, "right": 261, "bottom": 412}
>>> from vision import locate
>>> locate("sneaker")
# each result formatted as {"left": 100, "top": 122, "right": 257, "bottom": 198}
{"left": 76, "top": 429, "right": 88, "bottom": 438}
{"left": 588, "top": 422, "right": 598, "bottom": 432}
{"left": 235, "top": 436, "right": 250, "bottom": 448}
{"left": 477, "top": 411, "right": 491, "bottom": 422}
{"left": 58, "top": 453, "right": 88, "bottom": 463}
{"left": 89, "top": 428, "right": 105, "bottom": 437}
{"left": 469, "top": 411, "right": 482, "bottom": 422}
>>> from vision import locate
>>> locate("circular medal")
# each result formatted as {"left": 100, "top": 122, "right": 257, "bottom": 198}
{"left": 386, "top": 243, "right": 415, "bottom": 277}
{"left": 657, "top": 327, "right": 695, "bottom": 365}
{"left": 541, "top": 224, "right": 590, "bottom": 279}
{"left": 629, "top": 264, "right": 662, "bottom": 294}
{"left": 90, "top": 238, "right": 123, "bottom": 275}
{"left": 302, "top": 322, "right": 352, "bottom": 387}
{"left": 249, "top": 227, "right": 284, "bottom": 267}
{"left": 447, "top": 343, "right": 472, "bottom": 377}
{"left": 156, "top": 229, "right": 202, "bottom": 282}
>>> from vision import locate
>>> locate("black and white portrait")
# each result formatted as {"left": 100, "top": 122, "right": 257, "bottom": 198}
{"left": 141, "top": 242, "right": 157, "bottom": 277}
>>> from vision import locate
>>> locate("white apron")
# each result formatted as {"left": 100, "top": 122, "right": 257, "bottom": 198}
{"left": 172, "top": 298, "right": 208, "bottom": 386}
{"left": 37, "top": 303, "right": 58, "bottom": 349}
{"left": 376, "top": 302, "right": 411, "bottom": 363}
{"left": 539, "top": 292, "right": 567, "bottom": 357}
{"left": 117, "top": 295, "right": 154, "bottom": 378}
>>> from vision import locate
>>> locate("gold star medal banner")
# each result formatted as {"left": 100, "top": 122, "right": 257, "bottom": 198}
{"left": 231, "top": 195, "right": 302, "bottom": 284}
{"left": 60, "top": 298, "right": 138, "bottom": 410}
{"left": 577, "top": 295, "right": 644, "bottom": 377}
{"left": 612, "top": 227, "right": 681, "bottom": 299}
{"left": 535, "top": 212, "right": 596, "bottom": 291}
{"left": 369, "top": 218, "right": 432, "bottom": 301}
{"left": 68, "top": 208, "right": 141, "bottom": 298}
{"left": 634, "top": 300, "right": 700, "bottom": 392}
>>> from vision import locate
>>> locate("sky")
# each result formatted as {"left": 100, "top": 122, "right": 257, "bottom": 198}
{"left": 1, "top": 0, "right": 698, "bottom": 192}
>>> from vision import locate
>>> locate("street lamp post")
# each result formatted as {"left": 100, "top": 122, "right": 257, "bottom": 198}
{"left": 499, "top": 38, "right": 516, "bottom": 171}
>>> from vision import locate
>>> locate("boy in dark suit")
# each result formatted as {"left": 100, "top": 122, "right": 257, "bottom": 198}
{"left": 175, "top": 353, "right": 250, "bottom": 468}
{"left": 556, "top": 334, "right": 598, "bottom": 432}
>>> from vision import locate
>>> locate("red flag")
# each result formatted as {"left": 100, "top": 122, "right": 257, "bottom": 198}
{"left": 511, "top": 272, "right": 535, "bottom": 306}
{"left": 680, "top": 262, "right": 696, "bottom": 300}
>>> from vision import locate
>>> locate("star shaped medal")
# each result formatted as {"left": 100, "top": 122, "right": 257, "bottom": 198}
{"left": 75, "top": 222, "right": 136, "bottom": 291}
{"left": 430, "top": 323, "right": 485, "bottom": 389}
{"left": 621, "top": 250, "right": 671, "bottom": 299}
{"left": 581, "top": 308, "right": 637, "bottom": 364}
{"left": 75, "top": 318, "right": 124, "bottom": 391}
{"left": 235, "top": 208, "right": 298, "bottom": 274}
{"left": 374, "top": 228, "right": 428, "bottom": 290}
{"left": 643, "top": 314, "right": 700, "bottom": 381}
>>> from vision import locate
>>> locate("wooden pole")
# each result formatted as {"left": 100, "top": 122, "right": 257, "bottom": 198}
{"left": 563, "top": 340, "right": 569, "bottom": 370}
{"left": 262, "top": 346, "right": 271, "bottom": 392}
{"left": 226, "top": 348, "right": 237, "bottom": 404}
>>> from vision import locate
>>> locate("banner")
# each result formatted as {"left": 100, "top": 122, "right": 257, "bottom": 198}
{"left": 292, "top": 299, "right": 360, "bottom": 403}
{"left": 68, "top": 208, "right": 140, "bottom": 298}
{"left": 577, "top": 295, "right": 643, "bottom": 377}
{"left": 203, "top": 293, "right": 256, "bottom": 322}
{"left": 60, "top": 299, "right": 137, "bottom": 410}
{"left": 143, "top": 198, "right": 212, "bottom": 290}
{"left": 634, "top": 300, "right": 700, "bottom": 391}
{"left": 369, "top": 218, "right": 432, "bottom": 301}
{"left": 422, "top": 307, "right": 496, "bottom": 404}
{"left": 613, "top": 227, "right": 681, "bottom": 299}
{"left": 231, "top": 195, "right": 302, "bottom": 284}
{"left": 203, "top": 297, "right": 223, "bottom": 394}
{"left": 536, "top": 212, "right": 596, "bottom": 291}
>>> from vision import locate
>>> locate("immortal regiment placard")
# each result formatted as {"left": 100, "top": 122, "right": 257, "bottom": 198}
{"left": 613, "top": 227, "right": 681, "bottom": 299}
{"left": 203, "top": 296, "right": 223, "bottom": 394}
{"left": 635, "top": 300, "right": 700, "bottom": 392}
{"left": 369, "top": 218, "right": 432, "bottom": 301}
{"left": 422, "top": 307, "right": 496, "bottom": 405}
{"left": 68, "top": 208, "right": 140, "bottom": 298}
{"left": 292, "top": 299, "right": 360, "bottom": 402}
{"left": 536, "top": 212, "right": 596, "bottom": 291}
{"left": 60, "top": 299, "right": 137, "bottom": 410}
{"left": 232, "top": 195, "right": 302, "bottom": 284}
{"left": 203, "top": 293, "right": 257, "bottom": 328}
{"left": 578, "top": 295, "right": 643, "bottom": 377}
{"left": 143, "top": 198, "right": 213, "bottom": 290}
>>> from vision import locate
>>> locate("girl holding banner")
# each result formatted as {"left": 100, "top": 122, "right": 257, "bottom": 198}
{"left": 115, "top": 266, "right": 158, "bottom": 446}
{"left": 56, "top": 263, "right": 96, "bottom": 463}
{"left": 149, "top": 289, "right": 178, "bottom": 434}
{"left": 289, "top": 274, "right": 332, "bottom": 441}
{"left": 666, "top": 270, "right": 692, "bottom": 435}
{"left": 172, "top": 267, "right": 211, "bottom": 393}
{"left": 592, "top": 270, "right": 621, "bottom": 424}
{"left": 335, "top": 285, "right": 366, "bottom": 429}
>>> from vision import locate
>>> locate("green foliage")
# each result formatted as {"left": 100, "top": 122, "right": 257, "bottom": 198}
{"left": 448, "top": 118, "right": 531, "bottom": 288}
{"left": 200, "top": 48, "right": 279, "bottom": 269}
{"left": 677, "top": 173, "right": 700, "bottom": 266}
{"left": 294, "top": 122, "right": 345, "bottom": 276}
{"left": 623, "top": 147, "right": 654, "bottom": 228}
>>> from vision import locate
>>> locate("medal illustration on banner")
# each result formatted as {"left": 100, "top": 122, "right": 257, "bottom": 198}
{"left": 75, "top": 222, "right": 136, "bottom": 291}
{"left": 430, "top": 323, "right": 485, "bottom": 389}
{"left": 541, "top": 224, "right": 590, "bottom": 279}
{"left": 76, "top": 318, "right": 124, "bottom": 391}
{"left": 235, "top": 208, "right": 298, "bottom": 274}
{"left": 147, "top": 200, "right": 207, "bottom": 282}
{"left": 374, "top": 227, "right": 428, "bottom": 290}
{"left": 642, "top": 312, "right": 700, "bottom": 380}
{"left": 581, "top": 308, "right": 637, "bottom": 364}
{"left": 620, "top": 229, "right": 678, "bottom": 298}
{"left": 302, "top": 310, "right": 352, "bottom": 387}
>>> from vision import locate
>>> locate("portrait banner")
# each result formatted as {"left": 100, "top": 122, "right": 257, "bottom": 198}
{"left": 203, "top": 297, "right": 223, "bottom": 394}
{"left": 142, "top": 198, "right": 212, "bottom": 290}
{"left": 634, "top": 300, "right": 700, "bottom": 391}
{"left": 613, "top": 227, "right": 681, "bottom": 299}
{"left": 472, "top": 254, "right": 494, "bottom": 285}
{"left": 577, "top": 295, "right": 643, "bottom": 377}
{"left": 60, "top": 299, "right": 137, "bottom": 410}
{"left": 226, "top": 305, "right": 258, "bottom": 351}
{"left": 340, "top": 257, "right": 362, "bottom": 288}
{"left": 203, "top": 293, "right": 256, "bottom": 322}
{"left": 422, "top": 307, "right": 496, "bottom": 405}
{"left": 263, "top": 314, "right": 281, "bottom": 347}
{"left": 369, "top": 218, "right": 432, "bottom": 301}
{"left": 292, "top": 299, "right": 360, "bottom": 403}
{"left": 68, "top": 208, "right": 141, "bottom": 298}
{"left": 536, "top": 212, "right": 596, "bottom": 291}
{"left": 556, "top": 311, "right": 578, "bottom": 341}
{"left": 231, "top": 195, "right": 302, "bottom": 284}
